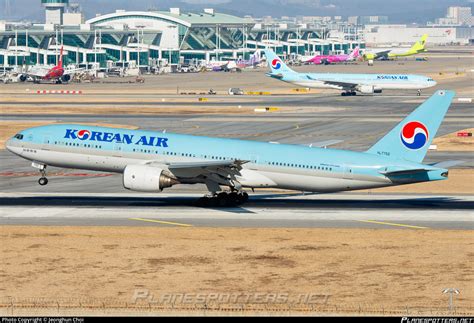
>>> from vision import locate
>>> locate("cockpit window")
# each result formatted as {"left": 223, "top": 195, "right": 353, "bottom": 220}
{"left": 13, "top": 134, "right": 24, "bottom": 140}
{"left": 427, "top": 78, "right": 434, "bottom": 82}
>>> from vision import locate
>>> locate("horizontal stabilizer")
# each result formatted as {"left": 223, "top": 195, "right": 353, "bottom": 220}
{"left": 430, "top": 160, "right": 465, "bottom": 169}
{"left": 266, "top": 72, "right": 284, "bottom": 79}
{"left": 379, "top": 168, "right": 429, "bottom": 176}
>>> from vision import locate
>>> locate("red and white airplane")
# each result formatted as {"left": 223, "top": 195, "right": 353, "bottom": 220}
{"left": 19, "top": 46, "right": 79, "bottom": 84}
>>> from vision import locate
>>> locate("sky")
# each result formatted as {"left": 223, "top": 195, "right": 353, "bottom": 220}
{"left": 1, "top": 0, "right": 473, "bottom": 24}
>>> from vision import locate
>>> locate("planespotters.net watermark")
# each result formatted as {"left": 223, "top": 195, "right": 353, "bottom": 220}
{"left": 401, "top": 319, "right": 474, "bottom": 323}
{"left": 131, "top": 288, "right": 331, "bottom": 305}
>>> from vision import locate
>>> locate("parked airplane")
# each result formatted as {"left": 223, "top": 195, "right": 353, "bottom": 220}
{"left": 206, "top": 51, "right": 261, "bottom": 71}
{"left": 263, "top": 49, "right": 436, "bottom": 96}
{"left": 19, "top": 46, "right": 78, "bottom": 84}
{"left": 363, "top": 34, "right": 428, "bottom": 61}
{"left": 235, "top": 51, "right": 262, "bottom": 69}
{"left": 303, "top": 46, "right": 360, "bottom": 65}
{"left": 6, "top": 91, "right": 460, "bottom": 207}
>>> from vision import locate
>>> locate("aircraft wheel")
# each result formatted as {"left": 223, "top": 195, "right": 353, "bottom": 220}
{"left": 217, "top": 193, "right": 229, "bottom": 207}
{"left": 227, "top": 192, "right": 240, "bottom": 206}
{"left": 351, "top": 91, "right": 357, "bottom": 96}
{"left": 38, "top": 177, "right": 48, "bottom": 186}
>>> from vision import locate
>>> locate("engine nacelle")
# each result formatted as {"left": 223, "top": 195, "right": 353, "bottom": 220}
{"left": 19, "top": 74, "right": 28, "bottom": 82}
{"left": 363, "top": 53, "right": 375, "bottom": 61}
{"left": 61, "top": 74, "right": 71, "bottom": 83}
{"left": 123, "top": 165, "right": 179, "bottom": 192}
{"left": 357, "top": 85, "right": 375, "bottom": 94}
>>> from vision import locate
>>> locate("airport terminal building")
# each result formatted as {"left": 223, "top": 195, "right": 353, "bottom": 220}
{"left": 0, "top": 1, "right": 364, "bottom": 69}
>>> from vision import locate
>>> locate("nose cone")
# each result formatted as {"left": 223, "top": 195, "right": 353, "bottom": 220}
{"left": 5, "top": 138, "right": 22, "bottom": 156}
{"left": 5, "top": 138, "right": 13, "bottom": 152}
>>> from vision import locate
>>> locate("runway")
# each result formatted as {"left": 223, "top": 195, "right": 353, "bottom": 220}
{"left": 1, "top": 57, "right": 472, "bottom": 232}
{"left": 1, "top": 192, "right": 472, "bottom": 229}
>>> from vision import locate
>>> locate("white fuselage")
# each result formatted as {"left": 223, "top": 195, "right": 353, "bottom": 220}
{"left": 7, "top": 139, "right": 395, "bottom": 193}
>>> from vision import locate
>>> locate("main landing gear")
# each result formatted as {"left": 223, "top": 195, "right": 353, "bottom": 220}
{"left": 417, "top": 89, "right": 421, "bottom": 96}
{"left": 195, "top": 191, "right": 249, "bottom": 207}
{"left": 341, "top": 91, "right": 357, "bottom": 96}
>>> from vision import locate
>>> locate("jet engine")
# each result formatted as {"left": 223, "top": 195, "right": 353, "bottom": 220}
{"left": 357, "top": 85, "right": 383, "bottom": 94}
{"left": 363, "top": 53, "right": 375, "bottom": 61}
{"left": 123, "top": 165, "right": 179, "bottom": 192}
{"left": 61, "top": 74, "right": 71, "bottom": 83}
{"left": 19, "top": 74, "right": 28, "bottom": 82}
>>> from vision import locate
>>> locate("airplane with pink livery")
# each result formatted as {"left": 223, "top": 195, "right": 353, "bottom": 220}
{"left": 303, "top": 46, "right": 360, "bottom": 65}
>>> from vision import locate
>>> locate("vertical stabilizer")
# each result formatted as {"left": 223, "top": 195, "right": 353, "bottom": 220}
{"left": 366, "top": 90, "right": 455, "bottom": 163}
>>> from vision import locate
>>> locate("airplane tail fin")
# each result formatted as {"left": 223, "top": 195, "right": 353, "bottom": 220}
{"left": 410, "top": 34, "right": 428, "bottom": 53}
{"left": 250, "top": 50, "right": 260, "bottom": 65}
{"left": 349, "top": 46, "right": 360, "bottom": 59}
{"left": 58, "top": 46, "right": 64, "bottom": 68}
{"left": 366, "top": 90, "right": 455, "bottom": 163}
{"left": 263, "top": 49, "right": 295, "bottom": 74}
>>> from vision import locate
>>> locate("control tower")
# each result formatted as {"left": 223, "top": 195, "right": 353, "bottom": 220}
{"left": 42, "top": 0, "right": 69, "bottom": 25}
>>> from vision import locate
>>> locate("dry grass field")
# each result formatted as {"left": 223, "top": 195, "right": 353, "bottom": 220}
{"left": 1, "top": 226, "right": 473, "bottom": 315}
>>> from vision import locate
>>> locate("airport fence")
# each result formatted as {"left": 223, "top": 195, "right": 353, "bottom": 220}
{"left": 1, "top": 298, "right": 473, "bottom": 316}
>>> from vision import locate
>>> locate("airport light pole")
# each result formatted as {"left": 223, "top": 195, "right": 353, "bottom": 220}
{"left": 443, "top": 288, "right": 460, "bottom": 312}
{"left": 94, "top": 29, "right": 97, "bottom": 67}
{"left": 55, "top": 25, "right": 59, "bottom": 65}
{"left": 14, "top": 26, "right": 18, "bottom": 67}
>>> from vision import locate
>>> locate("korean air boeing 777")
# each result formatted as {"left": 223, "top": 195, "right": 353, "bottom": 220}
{"left": 264, "top": 49, "right": 436, "bottom": 96}
{"left": 6, "top": 91, "right": 460, "bottom": 207}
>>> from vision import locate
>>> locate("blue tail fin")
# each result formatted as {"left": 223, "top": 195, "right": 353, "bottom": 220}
{"left": 263, "top": 49, "right": 295, "bottom": 74}
{"left": 366, "top": 90, "right": 455, "bottom": 163}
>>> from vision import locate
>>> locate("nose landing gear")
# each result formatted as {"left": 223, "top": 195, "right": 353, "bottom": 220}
{"left": 38, "top": 177, "right": 48, "bottom": 186}
{"left": 32, "top": 162, "right": 49, "bottom": 186}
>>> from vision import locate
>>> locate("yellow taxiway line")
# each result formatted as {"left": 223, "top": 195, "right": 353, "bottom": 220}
{"left": 129, "top": 218, "right": 193, "bottom": 227}
{"left": 357, "top": 220, "right": 429, "bottom": 230}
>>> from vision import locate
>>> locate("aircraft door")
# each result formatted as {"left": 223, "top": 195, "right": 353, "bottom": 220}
{"left": 42, "top": 134, "right": 52, "bottom": 150}
{"left": 343, "top": 164, "right": 354, "bottom": 179}
{"left": 249, "top": 154, "right": 259, "bottom": 165}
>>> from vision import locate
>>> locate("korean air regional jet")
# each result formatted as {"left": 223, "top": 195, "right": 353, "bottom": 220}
{"left": 264, "top": 49, "right": 436, "bottom": 96}
{"left": 6, "top": 91, "right": 460, "bottom": 207}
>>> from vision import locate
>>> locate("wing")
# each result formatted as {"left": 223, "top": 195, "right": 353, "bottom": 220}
{"left": 306, "top": 76, "right": 358, "bottom": 90}
{"left": 63, "top": 68, "right": 85, "bottom": 75}
{"left": 27, "top": 66, "right": 49, "bottom": 78}
{"left": 374, "top": 50, "right": 391, "bottom": 60}
{"left": 146, "top": 159, "right": 249, "bottom": 188}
